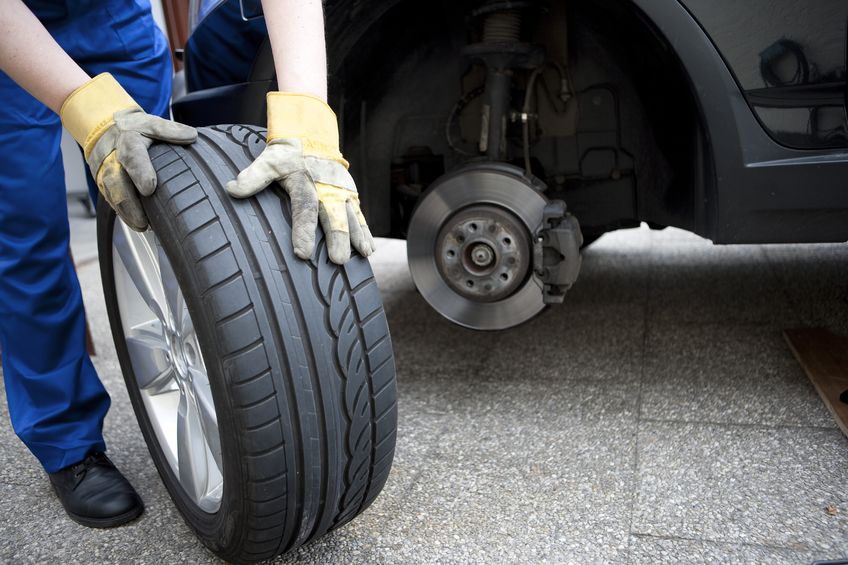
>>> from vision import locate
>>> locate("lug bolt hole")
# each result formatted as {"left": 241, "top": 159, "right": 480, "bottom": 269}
{"left": 469, "top": 223, "right": 478, "bottom": 232}
{"left": 500, "top": 273, "right": 509, "bottom": 281}
{"left": 447, "top": 250, "right": 455, "bottom": 258}
{"left": 503, "top": 237, "right": 511, "bottom": 246}
{"left": 466, "top": 280, "right": 475, "bottom": 288}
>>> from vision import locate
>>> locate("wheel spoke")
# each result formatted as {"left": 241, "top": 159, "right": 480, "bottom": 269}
{"left": 157, "top": 243, "right": 183, "bottom": 330}
{"left": 114, "top": 223, "right": 167, "bottom": 324}
{"left": 190, "top": 369, "right": 222, "bottom": 470}
{"left": 177, "top": 390, "right": 209, "bottom": 502}
{"left": 125, "top": 325, "right": 176, "bottom": 392}
{"left": 180, "top": 307, "right": 196, "bottom": 345}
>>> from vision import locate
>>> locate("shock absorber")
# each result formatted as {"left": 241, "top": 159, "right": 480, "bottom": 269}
{"left": 463, "top": 1, "right": 546, "bottom": 160}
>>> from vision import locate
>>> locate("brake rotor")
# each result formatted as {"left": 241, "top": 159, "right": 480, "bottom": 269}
{"left": 407, "top": 163, "right": 548, "bottom": 330}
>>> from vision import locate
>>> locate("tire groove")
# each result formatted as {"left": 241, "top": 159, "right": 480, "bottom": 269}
{"left": 181, "top": 213, "right": 217, "bottom": 239}
{"left": 197, "top": 129, "right": 308, "bottom": 553}
{"left": 248, "top": 471, "right": 288, "bottom": 485}
{"left": 312, "top": 260, "right": 365, "bottom": 526}
{"left": 374, "top": 400, "right": 399, "bottom": 424}
{"left": 245, "top": 416, "right": 284, "bottom": 433}
{"left": 371, "top": 445, "right": 395, "bottom": 472}
{"left": 246, "top": 492, "right": 287, "bottom": 505}
{"left": 201, "top": 270, "right": 244, "bottom": 299}
{"left": 250, "top": 196, "right": 331, "bottom": 549}
{"left": 173, "top": 193, "right": 206, "bottom": 216}
{"left": 358, "top": 302, "right": 384, "bottom": 326}
{"left": 246, "top": 443, "right": 286, "bottom": 458}
{"left": 158, "top": 165, "right": 193, "bottom": 186}
{"left": 233, "top": 367, "right": 273, "bottom": 388}
{"left": 237, "top": 390, "right": 277, "bottom": 410}
{"left": 221, "top": 336, "right": 264, "bottom": 361}
{"left": 369, "top": 355, "right": 393, "bottom": 380}
{"left": 215, "top": 303, "right": 254, "bottom": 327}
{"left": 372, "top": 375, "right": 395, "bottom": 403}
{"left": 374, "top": 428, "right": 397, "bottom": 451}
{"left": 341, "top": 269, "right": 382, "bottom": 519}
{"left": 150, "top": 149, "right": 181, "bottom": 169}
{"left": 194, "top": 239, "right": 231, "bottom": 263}
{"left": 350, "top": 276, "right": 376, "bottom": 294}
{"left": 204, "top": 127, "right": 323, "bottom": 553}
{"left": 366, "top": 332, "right": 391, "bottom": 355}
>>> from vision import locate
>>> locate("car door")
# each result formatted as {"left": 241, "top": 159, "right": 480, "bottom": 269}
{"left": 679, "top": 0, "right": 847, "bottom": 149}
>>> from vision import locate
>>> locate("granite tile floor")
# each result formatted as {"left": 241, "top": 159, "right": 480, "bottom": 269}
{"left": 1, "top": 212, "right": 846, "bottom": 564}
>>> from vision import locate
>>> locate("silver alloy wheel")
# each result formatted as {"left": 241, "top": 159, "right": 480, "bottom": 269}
{"left": 112, "top": 220, "right": 223, "bottom": 512}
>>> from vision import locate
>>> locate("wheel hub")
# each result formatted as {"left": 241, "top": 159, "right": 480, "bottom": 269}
{"left": 436, "top": 205, "right": 531, "bottom": 302}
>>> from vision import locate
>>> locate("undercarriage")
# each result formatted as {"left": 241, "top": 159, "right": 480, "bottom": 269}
{"left": 335, "top": 0, "right": 685, "bottom": 329}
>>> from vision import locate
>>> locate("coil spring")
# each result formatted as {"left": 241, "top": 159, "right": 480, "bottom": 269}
{"left": 482, "top": 10, "right": 522, "bottom": 43}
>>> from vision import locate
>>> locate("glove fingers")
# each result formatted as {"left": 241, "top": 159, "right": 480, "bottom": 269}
{"left": 352, "top": 201, "right": 377, "bottom": 255}
{"left": 98, "top": 154, "right": 148, "bottom": 231}
{"left": 226, "top": 153, "right": 280, "bottom": 198}
{"left": 346, "top": 200, "right": 373, "bottom": 258}
{"left": 282, "top": 171, "right": 319, "bottom": 260}
{"left": 117, "top": 110, "right": 198, "bottom": 145}
{"left": 318, "top": 196, "right": 351, "bottom": 265}
{"left": 118, "top": 132, "right": 157, "bottom": 196}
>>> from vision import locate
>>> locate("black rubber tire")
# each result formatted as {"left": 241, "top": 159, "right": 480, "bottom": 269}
{"left": 97, "top": 125, "right": 398, "bottom": 563}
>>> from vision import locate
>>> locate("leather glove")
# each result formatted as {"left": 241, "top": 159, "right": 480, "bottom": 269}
{"left": 60, "top": 73, "right": 197, "bottom": 231}
{"left": 226, "top": 92, "right": 375, "bottom": 264}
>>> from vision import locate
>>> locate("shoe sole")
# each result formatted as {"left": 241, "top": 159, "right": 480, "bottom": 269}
{"left": 66, "top": 502, "right": 144, "bottom": 529}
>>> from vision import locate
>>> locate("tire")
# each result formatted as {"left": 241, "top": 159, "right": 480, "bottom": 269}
{"left": 97, "top": 125, "right": 398, "bottom": 563}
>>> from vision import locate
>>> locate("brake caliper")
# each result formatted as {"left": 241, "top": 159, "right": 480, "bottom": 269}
{"left": 533, "top": 200, "right": 583, "bottom": 304}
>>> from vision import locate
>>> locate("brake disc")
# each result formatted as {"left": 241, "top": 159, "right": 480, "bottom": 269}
{"left": 407, "top": 163, "right": 549, "bottom": 330}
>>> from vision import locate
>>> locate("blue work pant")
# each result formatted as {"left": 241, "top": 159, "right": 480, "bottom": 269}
{"left": 0, "top": 0, "right": 172, "bottom": 473}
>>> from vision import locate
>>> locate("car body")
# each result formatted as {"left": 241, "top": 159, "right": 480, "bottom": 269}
{"left": 174, "top": 0, "right": 848, "bottom": 329}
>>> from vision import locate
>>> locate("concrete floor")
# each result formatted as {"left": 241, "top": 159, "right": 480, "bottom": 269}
{"left": 1, "top": 208, "right": 847, "bottom": 564}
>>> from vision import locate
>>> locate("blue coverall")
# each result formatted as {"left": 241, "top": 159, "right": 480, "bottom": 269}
{"left": 0, "top": 0, "right": 172, "bottom": 473}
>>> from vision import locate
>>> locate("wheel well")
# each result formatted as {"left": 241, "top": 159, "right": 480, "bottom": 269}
{"left": 331, "top": 0, "right": 712, "bottom": 239}
{"left": 577, "top": 0, "right": 714, "bottom": 237}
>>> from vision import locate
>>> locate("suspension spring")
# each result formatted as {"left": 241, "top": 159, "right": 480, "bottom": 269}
{"left": 482, "top": 10, "right": 522, "bottom": 43}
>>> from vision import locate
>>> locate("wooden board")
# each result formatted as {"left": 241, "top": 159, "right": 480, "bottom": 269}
{"left": 784, "top": 328, "right": 848, "bottom": 436}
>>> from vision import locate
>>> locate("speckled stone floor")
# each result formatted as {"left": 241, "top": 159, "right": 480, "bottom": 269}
{"left": 1, "top": 212, "right": 846, "bottom": 564}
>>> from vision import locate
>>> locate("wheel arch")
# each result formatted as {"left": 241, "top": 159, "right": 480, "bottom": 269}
{"left": 325, "top": 0, "right": 732, "bottom": 239}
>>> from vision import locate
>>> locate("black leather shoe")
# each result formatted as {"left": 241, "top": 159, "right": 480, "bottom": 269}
{"left": 48, "top": 453, "right": 144, "bottom": 528}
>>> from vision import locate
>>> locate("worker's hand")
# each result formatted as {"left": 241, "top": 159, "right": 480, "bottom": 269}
{"left": 60, "top": 73, "right": 197, "bottom": 231}
{"left": 226, "top": 92, "right": 374, "bottom": 264}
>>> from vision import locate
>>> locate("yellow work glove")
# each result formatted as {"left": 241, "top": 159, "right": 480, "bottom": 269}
{"left": 226, "top": 92, "right": 375, "bottom": 264}
{"left": 60, "top": 73, "right": 197, "bottom": 231}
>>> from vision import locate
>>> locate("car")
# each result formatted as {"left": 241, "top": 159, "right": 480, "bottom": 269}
{"left": 97, "top": 0, "right": 846, "bottom": 561}
{"left": 174, "top": 0, "right": 848, "bottom": 331}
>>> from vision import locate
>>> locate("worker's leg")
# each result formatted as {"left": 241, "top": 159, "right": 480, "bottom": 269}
{"left": 0, "top": 74, "right": 110, "bottom": 474}
{"left": 2, "top": 1, "right": 170, "bottom": 527}
{"left": 0, "top": 1, "right": 173, "bottom": 474}
{"left": 0, "top": 0, "right": 172, "bottom": 472}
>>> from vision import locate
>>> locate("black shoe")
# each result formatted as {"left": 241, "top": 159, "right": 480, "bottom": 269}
{"left": 48, "top": 453, "right": 144, "bottom": 528}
